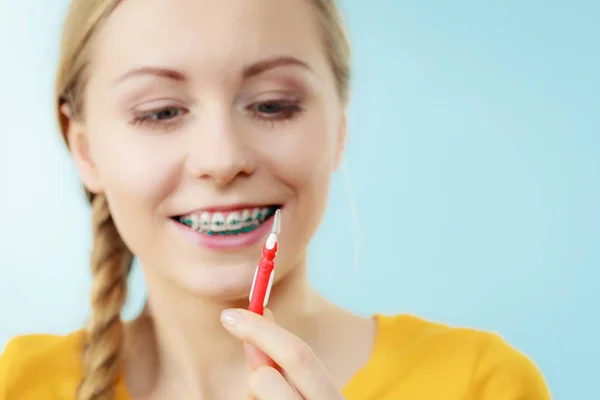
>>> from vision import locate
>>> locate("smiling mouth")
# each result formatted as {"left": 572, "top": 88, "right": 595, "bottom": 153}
{"left": 174, "top": 205, "right": 280, "bottom": 236}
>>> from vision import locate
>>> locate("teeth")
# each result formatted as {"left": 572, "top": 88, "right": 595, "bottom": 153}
{"left": 181, "top": 206, "right": 277, "bottom": 234}
{"left": 200, "top": 212, "right": 211, "bottom": 229}
{"left": 226, "top": 212, "right": 242, "bottom": 231}
{"left": 191, "top": 214, "right": 200, "bottom": 230}
{"left": 211, "top": 212, "right": 225, "bottom": 232}
{"left": 241, "top": 209, "right": 251, "bottom": 224}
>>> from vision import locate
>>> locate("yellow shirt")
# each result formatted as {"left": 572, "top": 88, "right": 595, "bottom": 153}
{"left": 0, "top": 314, "right": 551, "bottom": 399}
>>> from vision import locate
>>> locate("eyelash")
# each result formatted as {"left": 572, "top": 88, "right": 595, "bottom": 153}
{"left": 129, "top": 100, "right": 304, "bottom": 130}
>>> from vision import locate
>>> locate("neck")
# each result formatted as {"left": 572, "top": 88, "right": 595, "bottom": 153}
{"left": 132, "top": 257, "right": 323, "bottom": 395}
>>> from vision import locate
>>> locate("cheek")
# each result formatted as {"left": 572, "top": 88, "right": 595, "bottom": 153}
{"left": 275, "top": 113, "right": 338, "bottom": 192}
{"left": 268, "top": 113, "right": 337, "bottom": 234}
{"left": 87, "top": 123, "right": 183, "bottom": 248}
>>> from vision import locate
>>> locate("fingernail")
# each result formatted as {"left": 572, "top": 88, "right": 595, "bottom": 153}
{"left": 221, "top": 309, "right": 242, "bottom": 329}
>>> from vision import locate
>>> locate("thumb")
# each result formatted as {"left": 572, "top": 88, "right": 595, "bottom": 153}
{"left": 243, "top": 308, "right": 281, "bottom": 372}
{"left": 263, "top": 307, "right": 275, "bottom": 322}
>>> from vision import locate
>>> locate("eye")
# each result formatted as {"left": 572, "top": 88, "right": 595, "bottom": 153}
{"left": 130, "top": 106, "right": 187, "bottom": 130}
{"left": 249, "top": 100, "right": 304, "bottom": 122}
{"left": 144, "top": 107, "right": 185, "bottom": 121}
{"left": 256, "top": 102, "right": 286, "bottom": 114}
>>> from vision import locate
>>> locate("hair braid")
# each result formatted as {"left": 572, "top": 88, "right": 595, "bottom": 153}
{"left": 77, "top": 193, "right": 133, "bottom": 400}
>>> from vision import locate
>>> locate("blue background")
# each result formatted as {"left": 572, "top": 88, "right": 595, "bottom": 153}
{"left": 1, "top": 1, "right": 598, "bottom": 398}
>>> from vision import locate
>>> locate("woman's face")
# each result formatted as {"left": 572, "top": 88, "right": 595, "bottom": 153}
{"left": 70, "top": 0, "right": 346, "bottom": 299}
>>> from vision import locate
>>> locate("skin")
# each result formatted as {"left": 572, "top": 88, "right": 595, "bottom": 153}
{"left": 63, "top": 0, "right": 375, "bottom": 398}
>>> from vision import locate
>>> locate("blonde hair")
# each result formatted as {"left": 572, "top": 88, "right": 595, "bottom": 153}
{"left": 56, "top": 1, "right": 350, "bottom": 399}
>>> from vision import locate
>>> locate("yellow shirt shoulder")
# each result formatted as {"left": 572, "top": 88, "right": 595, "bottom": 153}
{"left": 1, "top": 315, "right": 552, "bottom": 399}
{"left": 0, "top": 331, "right": 85, "bottom": 399}
{"left": 344, "top": 314, "right": 552, "bottom": 399}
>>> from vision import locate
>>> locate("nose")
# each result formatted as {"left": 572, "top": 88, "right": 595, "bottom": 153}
{"left": 186, "top": 112, "right": 255, "bottom": 186}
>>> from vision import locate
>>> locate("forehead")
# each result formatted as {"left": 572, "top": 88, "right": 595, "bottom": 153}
{"left": 91, "top": 0, "right": 326, "bottom": 83}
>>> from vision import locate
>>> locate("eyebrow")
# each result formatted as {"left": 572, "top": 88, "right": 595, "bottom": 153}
{"left": 242, "top": 56, "right": 312, "bottom": 79}
{"left": 114, "top": 67, "right": 187, "bottom": 84}
{"left": 114, "top": 56, "right": 313, "bottom": 84}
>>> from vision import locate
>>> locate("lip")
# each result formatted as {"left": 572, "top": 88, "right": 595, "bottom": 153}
{"left": 177, "top": 203, "right": 280, "bottom": 216}
{"left": 172, "top": 210, "right": 279, "bottom": 250}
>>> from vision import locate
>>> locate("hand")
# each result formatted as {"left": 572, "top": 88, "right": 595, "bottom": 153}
{"left": 220, "top": 308, "right": 346, "bottom": 399}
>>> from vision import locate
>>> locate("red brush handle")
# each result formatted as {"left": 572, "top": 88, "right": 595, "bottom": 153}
{"left": 248, "top": 257, "right": 275, "bottom": 315}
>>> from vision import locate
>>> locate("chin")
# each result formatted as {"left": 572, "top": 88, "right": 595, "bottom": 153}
{"left": 173, "top": 258, "right": 260, "bottom": 301}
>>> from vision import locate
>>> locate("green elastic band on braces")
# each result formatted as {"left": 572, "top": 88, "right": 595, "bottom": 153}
{"left": 205, "top": 225, "right": 259, "bottom": 236}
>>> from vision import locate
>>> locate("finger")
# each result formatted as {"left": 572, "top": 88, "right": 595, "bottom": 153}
{"left": 244, "top": 308, "right": 281, "bottom": 371}
{"left": 263, "top": 308, "right": 275, "bottom": 322}
{"left": 221, "top": 309, "right": 339, "bottom": 399}
{"left": 244, "top": 342, "right": 280, "bottom": 371}
{"left": 248, "top": 366, "right": 301, "bottom": 400}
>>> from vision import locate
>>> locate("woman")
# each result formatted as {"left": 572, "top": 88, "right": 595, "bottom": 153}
{"left": 0, "top": 0, "right": 551, "bottom": 399}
